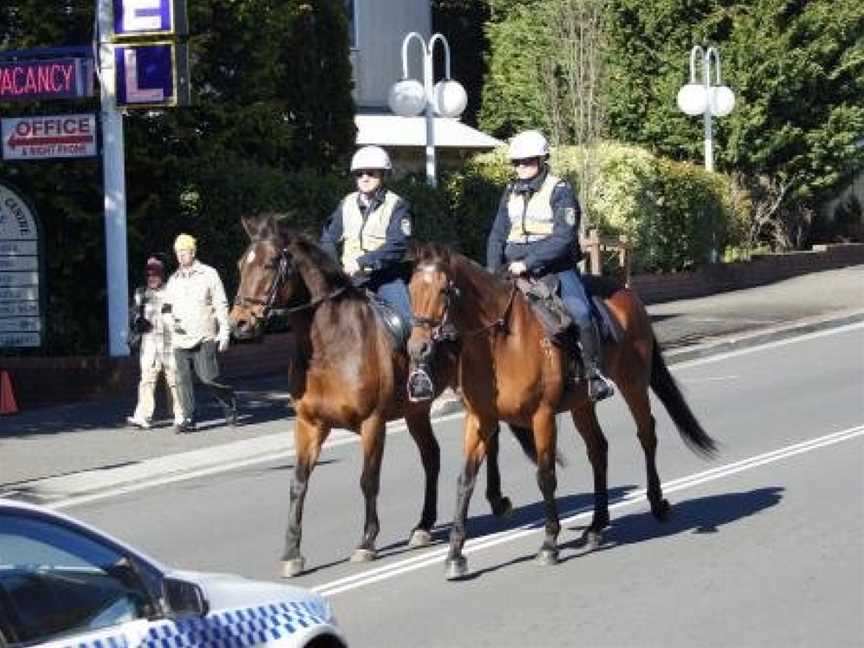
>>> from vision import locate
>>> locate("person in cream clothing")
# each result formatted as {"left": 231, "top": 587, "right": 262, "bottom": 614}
{"left": 164, "top": 233, "right": 238, "bottom": 433}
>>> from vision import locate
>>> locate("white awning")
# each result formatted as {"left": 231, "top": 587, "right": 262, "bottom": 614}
{"left": 355, "top": 114, "right": 503, "bottom": 149}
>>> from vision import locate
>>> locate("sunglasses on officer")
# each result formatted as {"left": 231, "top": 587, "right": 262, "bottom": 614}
{"left": 353, "top": 169, "right": 383, "bottom": 179}
{"left": 511, "top": 157, "right": 540, "bottom": 167}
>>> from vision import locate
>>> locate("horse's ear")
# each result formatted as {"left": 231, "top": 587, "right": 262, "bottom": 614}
{"left": 240, "top": 214, "right": 260, "bottom": 240}
{"left": 406, "top": 240, "right": 422, "bottom": 265}
{"left": 241, "top": 212, "right": 279, "bottom": 241}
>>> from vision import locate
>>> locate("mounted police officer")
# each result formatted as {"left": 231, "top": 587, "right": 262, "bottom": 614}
{"left": 486, "top": 130, "right": 614, "bottom": 401}
{"left": 320, "top": 145, "right": 413, "bottom": 324}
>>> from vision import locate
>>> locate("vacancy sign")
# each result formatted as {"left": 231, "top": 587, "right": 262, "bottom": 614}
{"left": 2, "top": 114, "right": 98, "bottom": 161}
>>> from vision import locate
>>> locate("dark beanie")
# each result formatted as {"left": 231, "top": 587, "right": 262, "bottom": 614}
{"left": 146, "top": 257, "right": 165, "bottom": 274}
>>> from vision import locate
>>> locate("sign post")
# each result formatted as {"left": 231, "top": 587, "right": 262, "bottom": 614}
{"left": 98, "top": 0, "right": 131, "bottom": 357}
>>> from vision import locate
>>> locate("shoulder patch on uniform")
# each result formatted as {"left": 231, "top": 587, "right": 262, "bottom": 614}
{"left": 400, "top": 218, "right": 412, "bottom": 236}
{"left": 564, "top": 207, "right": 577, "bottom": 226}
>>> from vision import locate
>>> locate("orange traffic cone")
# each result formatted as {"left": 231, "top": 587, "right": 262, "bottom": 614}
{"left": 0, "top": 370, "right": 19, "bottom": 415}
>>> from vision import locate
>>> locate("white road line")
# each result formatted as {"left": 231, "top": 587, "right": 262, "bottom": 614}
{"left": 48, "top": 323, "right": 863, "bottom": 509}
{"left": 312, "top": 423, "right": 864, "bottom": 597}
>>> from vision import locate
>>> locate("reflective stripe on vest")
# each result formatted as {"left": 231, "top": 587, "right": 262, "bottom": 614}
{"left": 507, "top": 174, "right": 561, "bottom": 243}
{"left": 341, "top": 190, "right": 401, "bottom": 267}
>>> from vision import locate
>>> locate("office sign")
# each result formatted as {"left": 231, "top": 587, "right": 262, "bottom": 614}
{"left": 0, "top": 183, "right": 43, "bottom": 348}
{"left": 2, "top": 114, "right": 98, "bottom": 161}
{"left": 115, "top": 42, "right": 189, "bottom": 107}
{"left": 113, "top": 0, "right": 188, "bottom": 37}
{"left": 0, "top": 58, "right": 94, "bottom": 103}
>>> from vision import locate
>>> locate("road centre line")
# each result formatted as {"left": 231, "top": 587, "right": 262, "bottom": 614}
{"left": 313, "top": 424, "right": 864, "bottom": 597}
{"left": 49, "top": 322, "right": 863, "bottom": 511}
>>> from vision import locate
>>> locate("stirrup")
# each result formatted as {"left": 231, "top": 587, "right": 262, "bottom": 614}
{"left": 587, "top": 372, "right": 614, "bottom": 402}
{"left": 407, "top": 368, "right": 435, "bottom": 402}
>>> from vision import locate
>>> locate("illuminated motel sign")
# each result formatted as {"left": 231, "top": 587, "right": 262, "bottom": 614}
{"left": 0, "top": 58, "right": 94, "bottom": 103}
{"left": 114, "top": 0, "right": 187, "bottom": 37}
{"left": 112, "top": 0, "right": 190, "bottom": 108}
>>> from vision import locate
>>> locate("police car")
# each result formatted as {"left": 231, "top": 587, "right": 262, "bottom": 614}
{"left": 0, "top": 499, "right": 346, "bottom": 647}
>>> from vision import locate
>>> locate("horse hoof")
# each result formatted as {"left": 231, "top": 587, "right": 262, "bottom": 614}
{"left": 652, "top": 498, "right": 672, "bottom": 521}
{"left": 536, "top": 548, "right": 559, "bottom": 566}
{"left": 350, "top": 548, "right": 377, "bottom": 563}
{"left": 409, "top": 528, "right": 433, "bottom": 548}
{"left": 581, "top": 529, "right": 603, "bottom": 550}
{"left": 492, "top": 496, "right": 514, "bottom": 519}
{"left": 281, "top": 557, "right": 305, "bottom": 578}
{"left": 445, "top": 556, "right": 468, "bottom": 580}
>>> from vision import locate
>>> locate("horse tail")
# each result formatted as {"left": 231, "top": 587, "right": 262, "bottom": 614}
{"left": 649, "top": 337, "right": 718, "bottom": 458}
{"left": 506, "top": 424, "right": 567, "bottom": 467}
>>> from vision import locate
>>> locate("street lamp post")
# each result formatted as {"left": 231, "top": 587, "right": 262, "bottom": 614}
{"left": 387, "top": 32, "right": 467, "bottom": 187}
{"left": 676, "top": 46, "right": 735, "bottom": 173}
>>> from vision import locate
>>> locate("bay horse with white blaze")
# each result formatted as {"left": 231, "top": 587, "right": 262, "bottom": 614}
{"left": 407, "top": 244, "right": 717, "bottom": 579}
{"left": 229, "top": 214, "right": 514, "bottom": 577}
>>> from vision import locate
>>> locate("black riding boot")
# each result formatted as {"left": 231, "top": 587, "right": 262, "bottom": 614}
{"left": 578, "top": 321, "right": 614, "bottom": 402}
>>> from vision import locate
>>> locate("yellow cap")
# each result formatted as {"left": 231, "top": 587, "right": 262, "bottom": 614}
{"left": 174, "top": 233, "right": 197, "bottom": 251}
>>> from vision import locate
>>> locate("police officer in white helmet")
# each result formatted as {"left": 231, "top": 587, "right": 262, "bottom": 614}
{"left": 486, "top": 130, "right": 614, "bottom": 401}
{"left": 320, "top": 145, "right": 413, "bottom": 323}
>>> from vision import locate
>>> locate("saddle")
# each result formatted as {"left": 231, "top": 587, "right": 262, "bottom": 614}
{"left": 515, "top": 274, "right": 621, "bottom": 351}
{"left": 368, "top": 292, "right": 411, "bottom": 350}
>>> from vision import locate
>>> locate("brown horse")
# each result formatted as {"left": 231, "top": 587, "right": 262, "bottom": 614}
{"left": 229, "top": 215, "right": 514, "bottom": 577}
{"left": 407, "top": 244, "right": 717, "bottom": 579}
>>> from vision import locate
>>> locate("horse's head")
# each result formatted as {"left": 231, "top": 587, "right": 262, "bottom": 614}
{"left": 230, "top": 213, "right": 306, "bottom": 340}
{"left": 407, "top": 245, "right": 460, "bottom": 371}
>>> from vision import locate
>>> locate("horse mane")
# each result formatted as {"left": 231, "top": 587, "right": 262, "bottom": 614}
{"left": 277, "top": 224, "right": 357, "bottom": 295}
{"left": 410, "top": 242, "right": 506, "bottom": 290}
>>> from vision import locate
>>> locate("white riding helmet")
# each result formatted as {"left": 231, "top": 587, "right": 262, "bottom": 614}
{"left": 508, "top": 130, "right": 549, "bottom": 160}
{"left": 350, "top": 145, "right": 392, "bottom": 172}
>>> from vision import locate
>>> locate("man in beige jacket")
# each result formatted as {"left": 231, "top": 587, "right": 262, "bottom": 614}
{"left": 163, "top": 233, "right": 237, "bottom": 433}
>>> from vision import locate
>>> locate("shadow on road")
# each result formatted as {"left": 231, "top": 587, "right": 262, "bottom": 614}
{"left": 1, "top": 375, "right": 295, "bottom": 439}
{"left": 452, "top": 486, "right": 784, "bottom": 579}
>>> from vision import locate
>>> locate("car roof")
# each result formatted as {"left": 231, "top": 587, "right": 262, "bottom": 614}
{"left": 0, "top": 497, "right": 167, "bottom": 573}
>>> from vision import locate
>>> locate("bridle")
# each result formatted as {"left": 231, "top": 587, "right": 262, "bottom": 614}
{"left": 411, "top": 271, "right": 518, "bottom": 345}
{"left": 234, "top": 243, "right": 347, "bottom": 322}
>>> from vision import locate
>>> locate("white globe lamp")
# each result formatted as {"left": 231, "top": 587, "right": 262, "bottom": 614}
{"left": 709, "top": 85, "right": 736, "bottom": 117}
{"left": 432, "top": 79, "right": 467, "bottom": 118}
{"left": 388, "top": 78, "right": 426, "bottom": 117}
{"left": 676, "top": 83, "right": 707, "bottom": 116}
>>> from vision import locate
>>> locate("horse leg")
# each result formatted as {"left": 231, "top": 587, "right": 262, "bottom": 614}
{"left": 445, "top": 414, "right": 491, "bottom": 580}
{"left": 570, "top": 404, "right": 609, "bottom": 549}
{"left": 533, "top": 409, "right": 561, "bottom": 565}
{"left": 352, "top": 416, "right": 386, "bottom": 562}
{"left": 282, "top": 418, "right": 328, "bottom": 577}
{"left": 485, "top": 424, "right": 514, "bottom": 518}
{"left": 404, "top": 409, "right": 440, "bottom": 548}
{"left": 620, "top": 379, "right": 671, "bottom": 521}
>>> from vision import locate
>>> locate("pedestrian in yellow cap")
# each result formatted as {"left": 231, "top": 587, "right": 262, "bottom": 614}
{"left": 162, "top": 233, "right": 238, "bottom": 433}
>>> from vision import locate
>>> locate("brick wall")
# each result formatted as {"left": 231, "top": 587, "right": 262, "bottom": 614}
{"left": 0, "top": 332, "right": 295, "bottom": 410}
{"left": 2, "top": 242, "right": 862, "bottom": 411}
{"left": 629, "top": 243, "right": 864, "bottom": 304}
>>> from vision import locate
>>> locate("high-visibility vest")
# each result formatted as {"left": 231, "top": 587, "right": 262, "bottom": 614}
{"left": 506, "top": 174, "right": 561, "bottom": 243}
{"left": 341, "top": 190, "right": 401, "bottom": 267}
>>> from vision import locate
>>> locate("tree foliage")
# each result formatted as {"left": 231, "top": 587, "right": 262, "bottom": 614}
{"left": 480, "top": 0, "right": 864, "bottom": 245}
{"left": 604, "top": 0, "right": 864, "bottom": 205}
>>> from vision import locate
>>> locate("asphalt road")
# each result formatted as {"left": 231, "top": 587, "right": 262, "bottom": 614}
{"left": 63, "top": 323, "right": 864, "bottom": 647}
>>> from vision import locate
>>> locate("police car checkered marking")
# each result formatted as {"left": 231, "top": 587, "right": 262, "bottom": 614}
{"left": 64, "top": 601, "right": 329, "bottom": 648}
{"left": 140, "top": 600, "right": 329, "bottom": 648}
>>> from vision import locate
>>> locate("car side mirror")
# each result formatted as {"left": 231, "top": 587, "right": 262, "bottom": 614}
{"left": 163, "top": 577, "right": 208, "bottom": 618}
